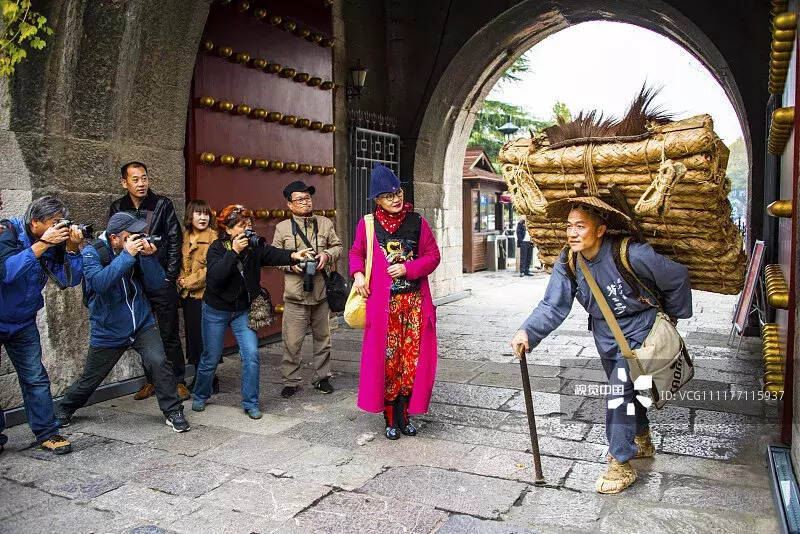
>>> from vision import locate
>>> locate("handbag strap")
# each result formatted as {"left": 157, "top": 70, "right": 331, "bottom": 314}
{"left": 576, "top": 254, "right": 635, "bottom": 361}
{"left": 364, "top": 214, "right": 374, "bottom": 284}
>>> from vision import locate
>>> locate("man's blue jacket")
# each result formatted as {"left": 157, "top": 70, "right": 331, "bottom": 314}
{"left": 83, "top": 234, "right": 165, "bottom": 348}
{"left": 0, "top": 218, "right": 83, "bottom": 336}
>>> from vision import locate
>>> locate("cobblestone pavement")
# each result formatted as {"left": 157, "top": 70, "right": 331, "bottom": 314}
{"left": 1, "top": 270, "right": 780, "bottom": 533}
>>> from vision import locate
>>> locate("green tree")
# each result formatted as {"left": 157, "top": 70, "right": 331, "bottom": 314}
{"left": 468, "top": 100, "right": 549, "bottom": 165}
{"left": 726, "top": 137, "right": 747, "bottom": 192}
{"left": 552, "top": 101, "right": 572, "bottom": 122}
{"left": 497, "top": 55, "right": 530, "bottom": 85}
{"left": 0, "top": 1, "right": 53, "bottom": 77}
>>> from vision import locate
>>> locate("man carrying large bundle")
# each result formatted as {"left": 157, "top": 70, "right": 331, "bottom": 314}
{"left": 510, "top": 196, "right": 692, "bottom": 494}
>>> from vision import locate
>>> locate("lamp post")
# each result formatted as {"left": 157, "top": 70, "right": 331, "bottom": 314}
{"left": 347, "top": 61, "right": 368, "bottom": 103}
{"left": 498, "top": 115, "right": 519, "bottom": 140}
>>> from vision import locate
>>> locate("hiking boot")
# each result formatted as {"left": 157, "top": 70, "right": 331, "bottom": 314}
{"left": 634, "top": 428, "right": 655, "bottom": 459}
{"left": 313, "top": 378, "right": 334, "bottom": 394}
{"left": 165, "top": 410, "right": 191, "bottom": 432}
{"left": 595, "top": 458, "right": 636, "bottom": 494}
{"left": 39, "top": 434, "right": 72, "bottom": 455}
{"left": 245, "top": 407, "right": 263, "bottom": 419}
{"left": 134, "top": 382, "right": 155, "bottom": 400}
{"left": 395, "top": 395, "right": 417, "bottom": 436}
{"left": 177, "top": 383, "right": 191, "bottom": 401}
{"left": 281, "top": 386, "right": 299, "bottom": 398}
{"left": 191, "top": 399, "right": 206, "bottom": 412}
{"left": 55, "top": 409, "right": 73, "bottom": 428}
{"left": 383, "top": 402, "right": 400, "bottom": 440}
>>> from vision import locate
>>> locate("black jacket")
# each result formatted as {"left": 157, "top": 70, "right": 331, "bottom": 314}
{"left": 203, "top": 237, "right": 295, "bottom": 312}
{"left": 109, "top": 189, "right": 182, "bottom": 282}
{"left": 516, "top": 220, "right": 528, "bottom": 246}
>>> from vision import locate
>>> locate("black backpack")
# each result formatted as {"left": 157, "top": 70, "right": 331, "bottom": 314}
{"left": 81, "top": 238, "right": 112, "bottom": 307}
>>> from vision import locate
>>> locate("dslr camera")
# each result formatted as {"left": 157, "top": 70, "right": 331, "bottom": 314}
{"left": 142, "top": 234, "right": 162, "bottom": 245}
{"left": 57, "top": 218, "right": 93, "bottom": 239}
{"left": 297, "top": 252, "right": 318, "bottom": 293}
{"left": 243, "top": 229, "right": 266, "bottom": 248}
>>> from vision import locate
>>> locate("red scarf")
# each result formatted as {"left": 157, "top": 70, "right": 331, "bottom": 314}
{"left": 376, "top": 202, "right": 413, "bottom": 233}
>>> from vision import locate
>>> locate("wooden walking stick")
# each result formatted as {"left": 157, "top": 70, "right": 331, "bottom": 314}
{"left": 516, "top": 345, "right": 546, "bottom": 485}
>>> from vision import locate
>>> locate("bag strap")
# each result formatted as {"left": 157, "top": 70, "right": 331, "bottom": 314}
{"left": 576, "top": 254, "right": 636, "bottom": 361}
{"left": 619, "top": 237, "right": 664, "bottom": 312}
{"left": 364, "top": 214, "right": 374, "bottom": 284}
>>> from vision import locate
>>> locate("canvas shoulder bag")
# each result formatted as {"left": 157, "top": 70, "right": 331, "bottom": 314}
{"left": 577, "top": 254, "right": 693, "bottom": 409}
{"left": 343, "top": 215, "right": 374, "bottom": 328}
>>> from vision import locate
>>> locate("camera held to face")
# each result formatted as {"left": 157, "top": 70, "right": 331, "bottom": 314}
{"left": 142, "top": 234, "right": 162, "bottom": 245}
{"left": 243, "top": 229, "right": 266, "bottom": 248}
{"left": 58, "top": 218, "right": 94, "bottom": 239}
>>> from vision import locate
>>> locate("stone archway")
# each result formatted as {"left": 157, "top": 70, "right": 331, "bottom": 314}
{"left": 413, "top": 0, "right": 753, "bottom": 298}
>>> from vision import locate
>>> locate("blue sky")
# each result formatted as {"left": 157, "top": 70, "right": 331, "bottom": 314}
{"left": 489, "top": 21, "right": 744, "bottom": 145}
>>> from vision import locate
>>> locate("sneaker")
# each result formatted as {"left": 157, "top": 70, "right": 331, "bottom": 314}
{"left": 313, "top": 378, "right": 334, "bottom": 394}
{"left": 39, "top": 434, "right": 72, "bottom": 455}
{"left": 165, "top": 410, "right": 191, "bottom": 432}
{"left": 191, "top": 399, "right": 206, "bottom": 412}
{"left": 177, "top": 383, "right": 191, "bottom": 401}
{"left": 55, "top": 410, "right": 73, "bottom": 428}
{"left": 595, "top": 458, "right": 636, "bottom": 494}
{"left": 244, "top": 407, "right": 262, "bottom": 419}
{"left": 281, "top": 386, "right": 299, "bottom": 398}
{"left": 634, "top": 428, "right": 655, "bottom": 459}
{"left": 134, "top": 382, "right": 155, "bottom": 400}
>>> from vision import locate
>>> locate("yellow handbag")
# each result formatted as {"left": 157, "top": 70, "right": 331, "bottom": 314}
{"left": 344, "top": 214, "right": 374, "bottom": 328}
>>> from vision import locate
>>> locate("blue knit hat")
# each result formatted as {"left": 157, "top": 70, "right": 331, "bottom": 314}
{"left": 367, "top": 164, "right": 405, "bottom": 199}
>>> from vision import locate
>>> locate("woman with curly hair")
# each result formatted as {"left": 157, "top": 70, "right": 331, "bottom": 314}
{"left": 191, "top": 205, "right": 311, "bottom": 419}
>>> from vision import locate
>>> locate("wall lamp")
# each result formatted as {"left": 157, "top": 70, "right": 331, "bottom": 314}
{"left": 346, "top": 61, "right": 368, "bottom": 103}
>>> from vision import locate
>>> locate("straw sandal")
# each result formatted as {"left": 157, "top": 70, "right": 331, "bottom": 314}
{"left": 595, "top": 458, "right": 636, "bottom": 494}
{"left": 634, "top": 428, "right": 655, "bottom": 459}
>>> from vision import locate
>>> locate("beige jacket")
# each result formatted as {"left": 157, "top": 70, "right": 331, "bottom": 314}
{"left": 272, "top": 215, "right": 343, "bottom": 304}
{"left": 178, "top": 227, "right": 217, "bottom": 299}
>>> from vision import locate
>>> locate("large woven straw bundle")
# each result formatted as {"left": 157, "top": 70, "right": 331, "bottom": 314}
{"left": 498, "top": 112, "right": 745, "bottom": 294}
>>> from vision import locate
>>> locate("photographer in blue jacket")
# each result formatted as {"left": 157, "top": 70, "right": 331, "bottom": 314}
{"left": 0, "top": 196, "right": 84, "bottom": 455}
{"left": 56, "top": 212, "right": 190, "bottom": 433}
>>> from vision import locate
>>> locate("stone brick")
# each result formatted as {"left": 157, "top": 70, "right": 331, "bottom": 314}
{"left": 90, "top": 483, "right": 200, "bottom": 523}
{"left": 431, "top": 381, "right": 517, "bottom": 409}
{"left": 198, "top": 434, "right": 312, "bottom": 472}
{"left": 460, "top": 445, "right": 574, "bottom": 486}
{"left": 506, "top": 486, "right": 603, "bottom": 531}
{"left": 273, "top": 444, "right": 385, "bottom": 490}
{"left": 564, "top": 460, "right": 662, "bottom": 501}
{"left": 198, "top": 472, "right": 330, "bottom": 521}
{"left": 165, "top": 506, "right": 284, "bottom": 534}
{"left": 290, "top": 491, "right": 448, "bottom": 533}
{"left": 361, "top": 466, "right": 526, "bottom": 519}
{"left": 437, "top": 515, "right": 538, "bottom": 534}
{"left": 661, "top": 474, "right": 774, "bottom": 514}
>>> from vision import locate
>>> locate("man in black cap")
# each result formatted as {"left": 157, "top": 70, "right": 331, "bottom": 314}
{"left": 109, "top": 162, "right": 186, "bottom": 401}
{"left": 272, "top": 181, "right": 343, "bottom": 398}
{"left": 56, "top": 212, "right": 190, "bottom": 432}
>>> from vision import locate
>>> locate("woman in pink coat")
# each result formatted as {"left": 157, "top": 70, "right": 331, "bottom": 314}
{"left": 350, "top": 164, "right": 441, "bottom": 440}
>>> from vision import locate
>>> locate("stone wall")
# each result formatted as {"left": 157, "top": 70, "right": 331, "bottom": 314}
{"left": 1, "top": 0, "right": 211, "bottom": 410}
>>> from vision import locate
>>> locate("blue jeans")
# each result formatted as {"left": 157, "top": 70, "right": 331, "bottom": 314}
{"left": 601, "top": 342, "right": 650, "bottom": 463}
{"left": 193, "top": 302, "right": 260, "bottom": 410}
{"left": 0, "top": 323, "right": 61, "bottom": 444}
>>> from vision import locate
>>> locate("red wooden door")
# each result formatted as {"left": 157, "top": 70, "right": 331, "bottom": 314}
{"left": 186, "top": 0, "right": 334, "bottom": 342}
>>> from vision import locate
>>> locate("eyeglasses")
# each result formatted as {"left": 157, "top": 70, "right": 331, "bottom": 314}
{"left": 377, "top": 189, "right": 403, "bottom": 201}
{"left": 291, "top": 196, "right": 312, "bottom": 204}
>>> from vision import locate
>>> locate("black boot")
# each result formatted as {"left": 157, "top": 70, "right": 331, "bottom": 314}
{"left": 383, "top": 401, "right": 400, "bottom": 440}
{"left": 395, "top": 395, "right": 418, "bottom": 436}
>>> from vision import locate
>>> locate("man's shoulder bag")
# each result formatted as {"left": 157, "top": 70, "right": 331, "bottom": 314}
{"left": 576, "top": 253, "right": 693, "bottom": 409}
{"left": 291, "top": 217, "right": 348, "bottom": 313}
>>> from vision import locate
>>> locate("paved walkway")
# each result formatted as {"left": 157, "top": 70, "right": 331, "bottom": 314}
{"left": 0, "top": 270, "right": 779, "bottom": 533}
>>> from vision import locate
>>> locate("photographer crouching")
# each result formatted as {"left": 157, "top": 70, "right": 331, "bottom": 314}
{"left": 0, "top": 196, "right": 87, "bottom": 455}
{"left": 272, "top": 182, "right": 343, "bottom": 398}
{"left": 56, "top": 212, "right": 190, "bottom": 433}
{"left": 191, "top": 205, "right": 311, "bottom": 419}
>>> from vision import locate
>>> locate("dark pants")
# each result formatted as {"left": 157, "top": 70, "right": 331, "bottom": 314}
{"left": 145, "top": 280, "right": 185, "bottom": 383}
{"left": 182, "top": 297, "right": 203, "bottom": 367}
{"left": 0, "top": 323, "right": 61, "bottom": 443}
{"left": 59, "top": 324, "right": 182, "bottom": 416}
{"left": 519, "top": 242, "right": 534, "bottom": 274}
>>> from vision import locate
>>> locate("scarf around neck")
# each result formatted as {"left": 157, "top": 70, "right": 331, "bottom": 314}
{"left": 376, "top": 202, "right": 413, "bottom": 233}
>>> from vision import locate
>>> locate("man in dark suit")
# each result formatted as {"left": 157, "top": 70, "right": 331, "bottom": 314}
{"left": 516, "top": 219, "right": 534, "bottom": 276}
